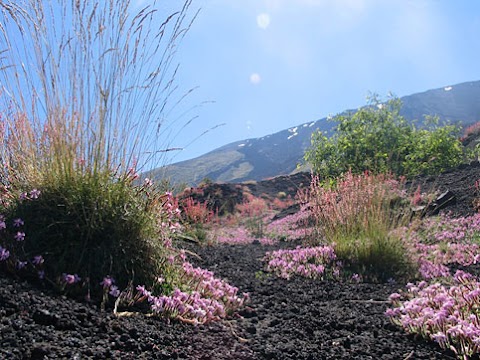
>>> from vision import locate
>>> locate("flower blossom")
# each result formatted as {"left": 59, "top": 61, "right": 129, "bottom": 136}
{"left": 13, "top": 218, "right": 24, "bottom": 227}
{"left": 14, "top": 231, "right": 25, "bottom": 241}
{"left": 0, "top": 246, "right": 9, "bottom": 261}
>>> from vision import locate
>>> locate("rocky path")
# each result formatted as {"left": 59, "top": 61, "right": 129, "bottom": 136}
{"left": 191, "top": 242, "right": 457, "bottom": 360}
{"left": 1, "top": 240, "right": 460, "bottom": 359}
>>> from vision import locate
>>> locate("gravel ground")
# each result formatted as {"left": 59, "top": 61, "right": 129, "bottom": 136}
{"left": 0, "top": 241, "right": 461, "bottom": 360}
{"left": 1, "top": 163, "right": 480, "bottom": 359}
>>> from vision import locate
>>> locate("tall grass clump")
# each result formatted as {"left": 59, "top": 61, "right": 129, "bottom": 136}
{"left": 300, "top": 171, "right": 417, "bottom": 282}
{"left": 0, "top": 0, "right": 198, "bottom": 299}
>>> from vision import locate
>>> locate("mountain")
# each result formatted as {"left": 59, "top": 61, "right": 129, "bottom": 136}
{"left": 146, "top": 80, "right": 480, "bottom": 186}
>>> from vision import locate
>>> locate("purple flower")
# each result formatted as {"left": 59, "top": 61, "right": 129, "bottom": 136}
{"left": 14, "top": 231, "right": 25, "bottom": 241}
{"left": 13, "top": 218, "right": 24, "bottom": 227}
{"left": 29, "top": 189, "right": 41, "bottom": 199}
{"left": 16, "top": 260, "right": 27, "bottom": 269}
{"left": 100, "top": 276, "right": 114, "bottom": 289}
{"left": 63, "top": 273, "right": 81, "bottom": 285}
{"left": 38, "top": 270, "right": 45, "bottom": 279}
{"left": 32, "top": 255, "right": 44, "bottom": 265}
{"left": 431, "top": 331, "right": 447, "bottom": 346}
{"left": 351, "top": 273, "right": 362, "bottom": 283}
{"left": 0, "top": 220, "right": 6, "bottom": 230}
{"left": 109, "top": 285, "right": 120, "bottom": 297}
{"left": 0, "top": 246, "right": 10, "bottom": 261}
{"left": 388, "top": 293, "right": 402, "bottom": 302}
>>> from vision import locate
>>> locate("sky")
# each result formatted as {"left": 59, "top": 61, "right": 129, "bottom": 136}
{"left": 2, "top": 1, "right": 479, "bottom": 169}
{"left": 147, "top": 0, "right": 480, "bottom": 165}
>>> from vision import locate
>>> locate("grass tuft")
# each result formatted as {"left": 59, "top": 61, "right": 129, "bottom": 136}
{"left": 300, "top": 171, "right": 417, "bottom": 282}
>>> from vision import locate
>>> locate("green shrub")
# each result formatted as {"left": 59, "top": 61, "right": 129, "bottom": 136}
{"left": 403, "top": 117, "right": 465, "bottom": 175}
{"left": 3, "top": 171, "right": 174, "bottom": 297}
{"left": 304, "top": 97, "right": 465, "bottom": 179}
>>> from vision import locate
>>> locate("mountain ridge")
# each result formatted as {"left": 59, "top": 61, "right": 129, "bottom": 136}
{"left": 146, "top": 80, "right": 480, "bottom": 186}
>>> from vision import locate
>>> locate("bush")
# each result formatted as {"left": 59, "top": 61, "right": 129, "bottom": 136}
{"left": 403, "top": 117, "right": 466, "bottom": 175}
{"left": 304, "top": 97, "right": 465, "bottom": 179}
{"left": 2, "top": 171, "right": 179, "bottom": 298}
{"left": 299, "top": 171, "right": 417, "bottom": 282}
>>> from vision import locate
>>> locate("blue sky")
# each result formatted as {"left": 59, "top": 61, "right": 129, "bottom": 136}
{"left": 150, "top": 0, "right": 480, "bottom": 164}
{"left": 2, "top": 1, "right": 479, "bottom": 168}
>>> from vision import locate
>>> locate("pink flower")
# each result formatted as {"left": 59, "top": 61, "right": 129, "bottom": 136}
{"left": 63, "top": 273, "right": 81, "bottom": 285}
{"left": 143, "top": 178, "right": 154, "bottom": 187}
{"left": 388, "top": 293, "right": 402, "bottom": 302}
{"left": 431, "top": 332, "right": 447, "bottom": 346}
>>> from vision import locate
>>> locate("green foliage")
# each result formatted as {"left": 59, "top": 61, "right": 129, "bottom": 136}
{"left": 4, "top": 170, "right": 172, "bottom": 298}
{"left": 403, "top": 116, "right": 465, "bottom": 175}
{"left": 334, "top": 229, "right": 416, "bottom": 283}
{"left": 304, "top": 97, "right": 465, "bottom": 179}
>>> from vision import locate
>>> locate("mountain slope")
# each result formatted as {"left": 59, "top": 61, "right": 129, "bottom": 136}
{"left": 147, "top": 80, "right": 480, "bottom": 186}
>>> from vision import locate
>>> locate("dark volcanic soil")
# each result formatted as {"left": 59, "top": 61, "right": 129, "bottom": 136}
{"left": 0, "top": 242, "right": 460, "bottom": 360}
{"left": 2, "top": 163, "right": 480, "bottom": 359}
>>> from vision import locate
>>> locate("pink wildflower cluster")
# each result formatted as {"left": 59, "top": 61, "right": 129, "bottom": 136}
{"left": 263, "top": 246, "right": 339, "bottom": 280}
{"left": 160, "top": 192, "right": 182, "bottom": 242}
{"left": 417, "top": 259, "right": 451, "bottom": 280}
{"left": 405, "top": 213, "right": 480, "bottom": 280}
{"left": 136, "top": 286, "right": 228, "bottom": 324}
{"left": 271, "top": 196, "right": 295, "bottom": 210}
{"left": 416, "top": 242, "right": 480, "bottom": 271}
{"left": 413, "top": 213, "right": 480, "bottom": 245}
{"left": 236, "top": 193, "right": 269, "bottom": 218}
{"left": 213, "top": 226, "right": 277, "bottom": 245}
{"left": 182, "top": 262, "right": 247, "bottom": 310}
{"left": 387, "top": 271, "right": 480, "bottom": 359}
{"left": 266, "top": 207, "right": 314, "bottom": 242}
{"left": 180, "top": 197, "right": 215, "bottom": 224}
{"left": 135, "top": 262, "right": 247, "bottom": 324}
